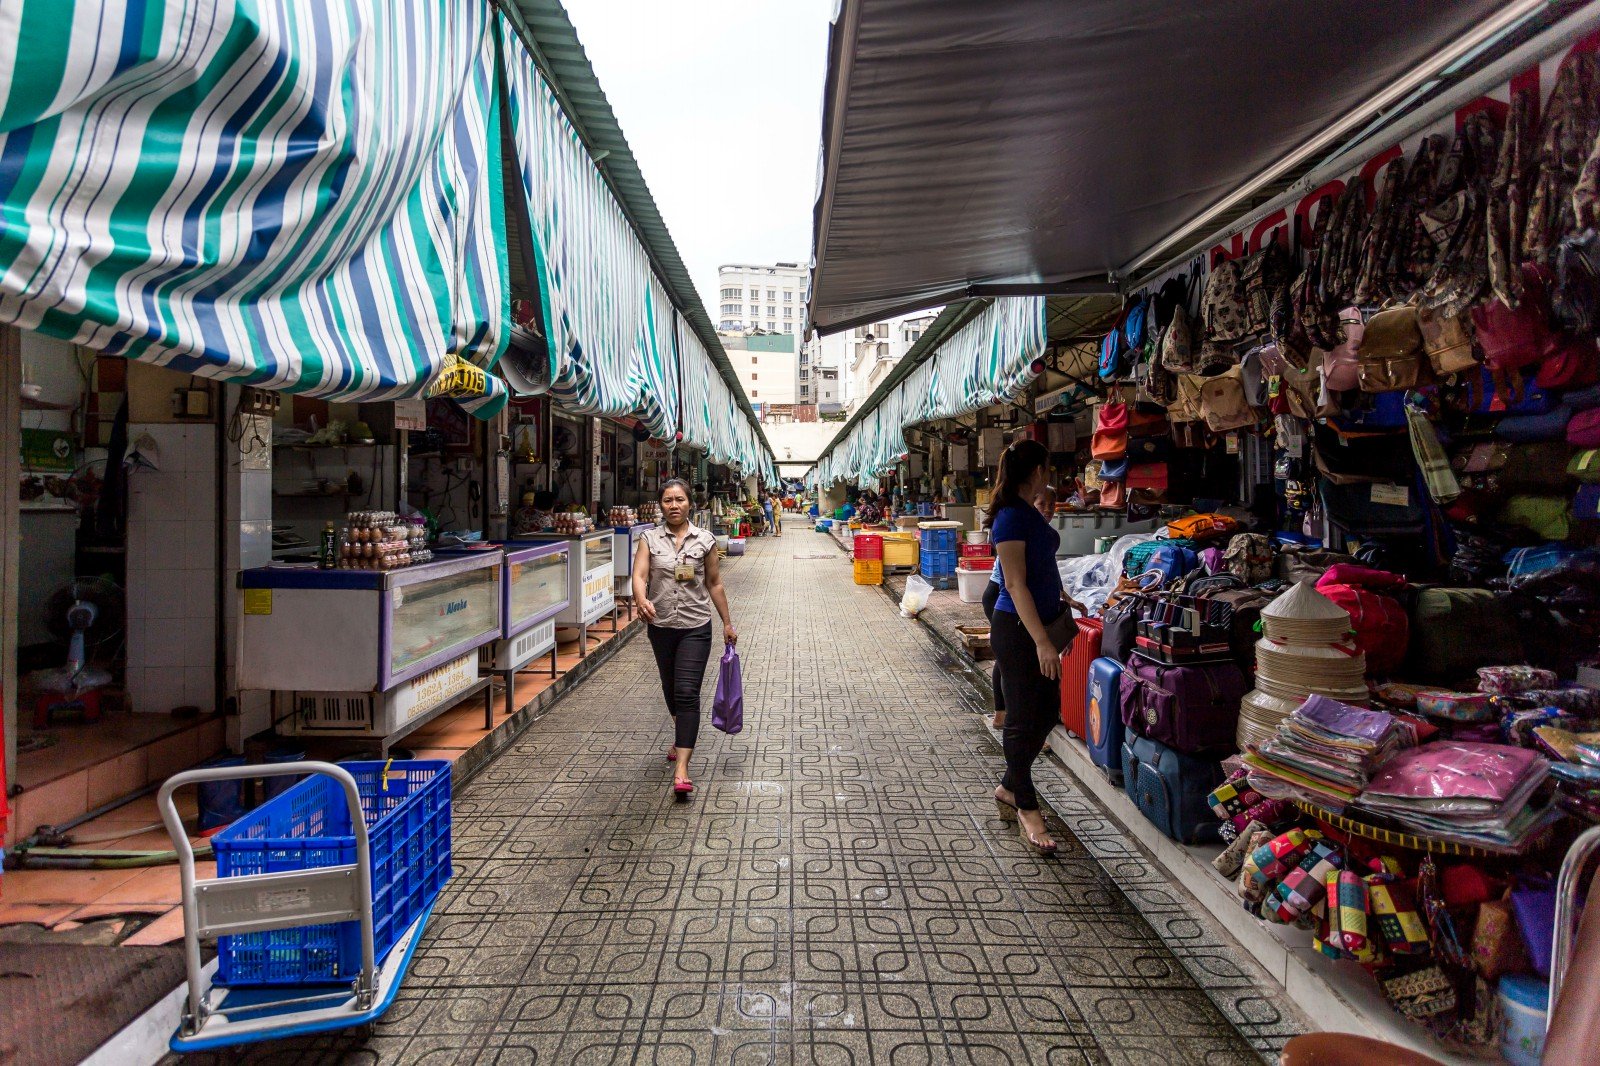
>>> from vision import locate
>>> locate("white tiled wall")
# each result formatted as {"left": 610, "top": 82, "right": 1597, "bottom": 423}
{"left": 126, "top": 424, "right": 218, "bottom": 715}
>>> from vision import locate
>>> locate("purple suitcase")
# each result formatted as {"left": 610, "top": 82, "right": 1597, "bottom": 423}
{"left": 1121, "top": 657, "right": 1246, "bottom": 755}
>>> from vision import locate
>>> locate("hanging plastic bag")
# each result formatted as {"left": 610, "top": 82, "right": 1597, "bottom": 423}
{"left": 712, "top": 644, "right": 743, "bottom": 735}
{"left": 900, "top": 574, "right": 933, "bottom": 618}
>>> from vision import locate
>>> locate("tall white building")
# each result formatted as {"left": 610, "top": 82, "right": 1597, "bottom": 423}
{"left": 717, "top": 262, "right": 808, "bottom": 335}
{"left": 720, "top": 330, "right": 798, "bottom": 410}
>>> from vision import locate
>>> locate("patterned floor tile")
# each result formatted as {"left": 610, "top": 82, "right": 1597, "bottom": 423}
{"left": 180, "top": 536, "right": 1298, "bottom": 1064}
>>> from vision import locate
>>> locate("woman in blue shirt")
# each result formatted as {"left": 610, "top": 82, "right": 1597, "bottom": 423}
{"left": 989, "top": 440, "right": 1081, "bottom": 853}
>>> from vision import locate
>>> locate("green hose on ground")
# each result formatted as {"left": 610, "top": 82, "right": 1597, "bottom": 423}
{"left": 7, "top": 843, "right": 214, "bottom": 869}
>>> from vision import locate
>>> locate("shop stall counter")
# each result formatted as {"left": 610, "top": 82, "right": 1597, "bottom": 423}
{"left": 238, "top": 551, "right": 503, "bottom": 754}
{"left": 507, "top": 530, "right": 617, "bottom": 655}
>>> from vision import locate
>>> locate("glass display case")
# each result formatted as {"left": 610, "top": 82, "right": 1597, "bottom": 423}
{"left": 612, "top": 522, "right": 655, "bottom": 581}
{"left": 478, "top": 542, "right": 571, "bottom": 712}
{"left": 238, "top": 552, "right": 503, "bottom": 750}
{"left": 508, "top": 531, "right": 617, "bottom": 657}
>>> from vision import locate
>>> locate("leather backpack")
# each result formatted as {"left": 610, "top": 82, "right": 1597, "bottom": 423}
{"left": 1356, "top": 302, "right": 1427, "bottom": 392}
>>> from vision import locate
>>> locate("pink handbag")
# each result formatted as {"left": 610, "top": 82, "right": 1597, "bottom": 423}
{"left": 1321, "top": 307, "right": 1364, "bottom": 391}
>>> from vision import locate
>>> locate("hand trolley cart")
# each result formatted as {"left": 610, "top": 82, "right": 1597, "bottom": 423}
{"left": 158, "top": 759, "right": 450, "bottom": 1052}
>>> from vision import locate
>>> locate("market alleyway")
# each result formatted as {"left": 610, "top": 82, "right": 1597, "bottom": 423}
{"left": 186, "top": 535, "right": 1301, "bottom": 1065}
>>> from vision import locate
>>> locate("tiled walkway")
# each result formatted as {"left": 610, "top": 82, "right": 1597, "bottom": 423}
{"left": 184, "top": 535, "right": 1298, "bottom": 1064}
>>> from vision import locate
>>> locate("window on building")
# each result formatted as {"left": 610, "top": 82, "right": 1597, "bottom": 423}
{"left": 877, "top": 342, "right": 888, "bottom": 358}
{"left": 783, "top": 307, "right": 792, "bottom": 318}
{"left": 800, "top": 369, "right": 809, "bottom": 379}
{"left": 782, "top": 324, "right": 792, "bottom": 333}
{"left": 801, "top": 385, "right": 809, "bottom": 398}
{"left": 720, "top": 287, "right": 739, "bottom": 298}
{"left": 751, "top": 373, "right": 758, "bottom": 380}
{"left": 767, "top": 290, "right": 776, "bottom": 301}
{"left": 800, "top": 354, "right": 808, "bottom": 365}
{"left": 767, "top": 322, "right": 776, "bottom": 331}
{"left": 766, "top": 306, "right": 775, "bottom": 317}
{"left": 751, "top": 390, "right": 757, "bottom": 398}
{"left": 783, "top": 291, "right": 793, "bottom": 303}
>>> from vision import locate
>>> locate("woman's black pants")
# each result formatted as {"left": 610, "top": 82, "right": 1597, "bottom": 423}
{"left": 981, "top": 579, "right": 1004, "bottom": 713}
{"left": 989, "top": 608, "right": 1062, "bottom": 811}
{"left": 647, "top": 622, "right": 713, "bottom": 749}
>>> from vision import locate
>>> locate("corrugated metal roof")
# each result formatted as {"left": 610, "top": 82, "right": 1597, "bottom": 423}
{"left": 497, "top": 0, "right": 773, "bottom": 460}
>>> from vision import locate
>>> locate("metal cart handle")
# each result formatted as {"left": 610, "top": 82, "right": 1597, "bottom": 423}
{"left": 1550, "top": 822, "right": 1600, "bottom": 1031}
{"left": 157, "top": 761, "right": 376, "bottom": 1036}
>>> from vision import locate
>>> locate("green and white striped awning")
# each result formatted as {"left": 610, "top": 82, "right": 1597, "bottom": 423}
{"left": 677, "top": 313, "right": 768, "bottom": 478}
{"left": 816, "top": 297, "right": 1047, "bottom": 486}
{"left": 0, "top": 0, "right": 510, "bottom": 415}
{"left": 498, "top": 12, "right": 680, "bottom": 441}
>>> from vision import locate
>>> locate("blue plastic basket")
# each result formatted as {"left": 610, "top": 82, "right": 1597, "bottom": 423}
{"left": 920, "top": 548, "right": 957, "bottom": 577}
{"left": 920, "top": 527, "right": 958, "bottom": 553}
{"left": 211, "top": 760, "right": 452, "bottom": 986}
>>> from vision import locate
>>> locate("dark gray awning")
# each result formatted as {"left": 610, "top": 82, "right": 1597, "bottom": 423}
{"left": 808, "top": 0, "right": 1547, "bottom": 334}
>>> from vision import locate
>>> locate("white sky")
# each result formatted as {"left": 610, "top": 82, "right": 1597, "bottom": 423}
{"left": 561, "top": 0, "right": 834, "bottom": 313}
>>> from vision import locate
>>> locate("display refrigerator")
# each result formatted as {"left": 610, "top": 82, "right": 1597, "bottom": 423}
{"left": 238, "top": 551, "right": 503, "bottom": 752}
{"left": 612, "top": 522, "right": 655, "bottom": 610}
{"left": 506, "top": 530, "right": 616, "bottom": 655}
{"left": 478, "top": 541, "right": 571, "bottom": 716}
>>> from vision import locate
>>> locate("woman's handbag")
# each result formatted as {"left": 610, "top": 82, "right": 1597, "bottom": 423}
{"left": 712, "top": 644, "right": 744, "bottom": 734}
{"left": 1045, "top": 606, "right": 1077, "bottom": 655}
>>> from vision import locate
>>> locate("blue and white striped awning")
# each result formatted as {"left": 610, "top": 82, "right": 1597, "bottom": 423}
{"left": 499, "top": 12, "right": 680, "bottom": 441}
{"left": 0, "top": 0, "right": 510, "bottom": 415}
{"left": 816, "top": 297, "right": 1046, "bottom": 486}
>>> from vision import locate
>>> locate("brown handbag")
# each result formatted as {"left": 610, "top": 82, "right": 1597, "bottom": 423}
{"left": 1417, "top": 303, "right": 1478, "bottom": 377}
{"left": 1357, "top": 302, "right": 1426, "bottom": 392}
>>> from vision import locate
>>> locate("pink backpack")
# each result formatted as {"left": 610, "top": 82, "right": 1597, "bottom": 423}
{"left": 1315, "top": 563, "right": 1409, "bottom": 676}
{"left": 1321, "top": 307, "right": 1364, "bottom": 392}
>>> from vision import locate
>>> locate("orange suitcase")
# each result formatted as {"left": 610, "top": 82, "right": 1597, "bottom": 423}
{"left": 1059, "top": 617, "right": 1103, "bottom": 738}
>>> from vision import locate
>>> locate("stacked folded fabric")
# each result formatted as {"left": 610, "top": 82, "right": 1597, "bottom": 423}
{"left": 1244, "top": 695, "right": 1406, "bottom": 812}
{"left": 1356, "top": 742, "right": 1555, "bottom": 852}
{"left": 1238, "top": 582, "right": 1369, "bottom": 752}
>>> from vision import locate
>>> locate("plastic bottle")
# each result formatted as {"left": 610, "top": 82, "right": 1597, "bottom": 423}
{"left": 320, "top": 522, "right": 338, "bottom": 569}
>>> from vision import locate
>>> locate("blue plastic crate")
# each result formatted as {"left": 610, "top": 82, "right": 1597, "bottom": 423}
{"left": 920, "top": 548, "right": 957, "bottom": 577}
{"left": 919, "top": 527, "right": 958, "bottom": 553}
{"left": 211, "top": 760, "right": 452, "bottom": 986}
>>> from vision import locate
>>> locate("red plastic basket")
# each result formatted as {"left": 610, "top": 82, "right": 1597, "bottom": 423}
{"left": 853, "top": 534, "right": 883, "bottom": 560}
{"left": 958, "top": 542, "right": 994, "bottom": 558}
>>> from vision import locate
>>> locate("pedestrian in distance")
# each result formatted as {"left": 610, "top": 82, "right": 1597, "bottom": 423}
{"left": 632, "top": 478, "right": 737, "bottom": 797}
{"left": 770, "top": 492, "right": 783, "bottom": 537}
{"left": 762, "top": 492, "right": 776, "bottom": 537}
{"left": 987, "top": 440, "right": 1084, "bottom": 854}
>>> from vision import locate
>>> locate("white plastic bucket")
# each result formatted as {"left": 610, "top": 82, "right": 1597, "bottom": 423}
{"left": 956, "top": 567, "right": 989, "bottom": 604}
{"left": 964, "top": 529, "right": 989, "bottom": 545}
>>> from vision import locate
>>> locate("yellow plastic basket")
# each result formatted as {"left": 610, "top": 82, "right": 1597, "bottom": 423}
{"left": 853, "top": 559, "right": 883, "bottom": 585}
{"left": 881, "top": 532, "right": 919, "bottom": 568}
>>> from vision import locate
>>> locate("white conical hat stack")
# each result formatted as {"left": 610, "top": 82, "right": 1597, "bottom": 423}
{"left": 1260, "top": 580, "right": 1355, "bottom": 645}
{"left": 1238, "top": 581, "right": 1368, "bottom": 751}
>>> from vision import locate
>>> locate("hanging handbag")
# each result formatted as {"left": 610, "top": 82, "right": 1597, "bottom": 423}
{"left": 712, "top": 644, "right": 744, "bottom": 734}
{"left": 1320, "top": 307, "right": 1365, "bottom": 392}
{"left": 1356, "top": 302, "right": 1426, "bottom": 393}
{"left": 1199, "top": 367, "right": 1257, "bottom": 432}
{"left": 1416, "top": 303, "right": 1477, "bottom": 377}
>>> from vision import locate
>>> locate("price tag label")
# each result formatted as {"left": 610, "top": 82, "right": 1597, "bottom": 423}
{"left": 1371, "top": 483, "right": 1410, "bottom": 507}
{"left": 243, "top": 589, "right": 273, "bottom": 616}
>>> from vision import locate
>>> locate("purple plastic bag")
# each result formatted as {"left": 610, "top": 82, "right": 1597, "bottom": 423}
{"left": 712, "top": 644, "right": 743, "bottom": 735}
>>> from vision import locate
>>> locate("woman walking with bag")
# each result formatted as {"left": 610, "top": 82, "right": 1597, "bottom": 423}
{"left": 988, "top": 441, "right": 1082, "bottom": 853}
{"left": 632, "top": 479, "right": 736, "bottom": 797}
